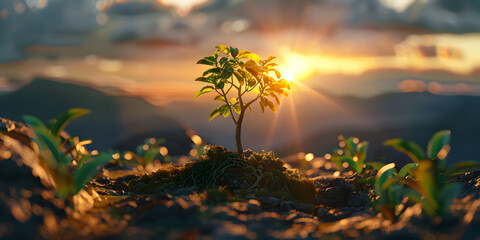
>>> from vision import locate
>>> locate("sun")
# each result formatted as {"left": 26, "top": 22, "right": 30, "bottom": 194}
{"left": 277, "top": 50, "right": 316, "bottom": 83}
{"left": 282, "top": 72, "right": 295, "bottom": 82}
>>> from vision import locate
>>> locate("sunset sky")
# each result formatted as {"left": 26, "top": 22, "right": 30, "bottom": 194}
{"left": 1, "top": 0, "right": 480, "bottom": 105}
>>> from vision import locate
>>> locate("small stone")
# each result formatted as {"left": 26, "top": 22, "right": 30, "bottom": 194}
{"left": 316, "top": 178, "right": 354, "bottom": 207}
{"left": 317, "top": 207, "right": 328, "bottom": 218}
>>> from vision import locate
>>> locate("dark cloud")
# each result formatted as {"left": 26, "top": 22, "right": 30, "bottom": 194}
{"left": 1, "top": 0, "right": 479, "bottom": 63}
{"left": 104, "top": 1, "right": 157, "bottom": 16}
{"left": 0, "top": 0, "right": 99, "bottom": 62}
{"left": 349, "top": 0, "right": 480, "bottom": 33}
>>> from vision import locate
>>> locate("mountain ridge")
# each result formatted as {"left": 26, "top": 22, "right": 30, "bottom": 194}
{"left": 0, "top": 78, "right": 192, "bottom": 154}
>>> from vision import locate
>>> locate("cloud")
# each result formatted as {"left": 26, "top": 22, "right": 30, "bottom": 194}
{"left": 0, "top": 0, "right": 100, "bottom": 62}
{"left": 1, "top": 0, "right": 479, "bottom": 64}
{"left": 348, "top": 0, "right": 480, "bottom": 33}
{"left": 104, "top": 1, "right": 157, "bottom": 16}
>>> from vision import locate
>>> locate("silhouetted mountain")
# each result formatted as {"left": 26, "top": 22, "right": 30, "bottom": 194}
{"left": 279, "top": 91, "right": 480, "bottom": 166}
{"left": 167, "top": 89, "right": 480, "bottom": 165}
{"left": 0, "top": 78, "right": 192, "bottom": 155}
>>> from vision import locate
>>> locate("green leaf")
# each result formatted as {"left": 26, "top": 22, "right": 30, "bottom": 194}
{"left": 427, "top": 130, "right": 451, "bottom": 160}
{"left": 238, "top": 53, "right": 260, "bottom": 62}
{"left": 330, "top": 154, "right": 344, "bottom": 170}
{"left": 233, "top": 71, "right": 245, "bottom": 85}
{"left": 266, "top": 100, "right": 276, "bottom": 113}
{"left": 221, "top": 66, "right": 234, "bottom": 79}
{"left": 336, "top": 156, "right": 362, "bottom": 173}
{"left": 50, "top": 108, "right": 90, "bottom": 137}
{"left": 384, "top": 139, "right": 425, "bottom": 163}
{"left": 215, "top": 79, "right": 225, "bottom": 89}
{"left": 355, "top": 141, "right": 368, "bottom": 162}
{"left": 230, "top": 47, "right": 239, "bottom": 58}
{"left": 219, "top": 57, "right": 228, "bottom": 66}
{"left": 77, "top": 154, "right": 91, "bottom": 168}
{"left": 23, "top": 115, "right": 63, "bottom": 168}
{"left": 265, "top": 56, "right": 276, "bottom": 63}
{"left": 365, "top": 162, "right": 385, "bottom": 171}
{"left": 278, "top": 79, "right": 291, "bottom": 90}
{"left": 205, "top": 55, "right": 217, "bottom": 63}
{"left": 343, "top": 137, "right": 356, "bottom": 158}
{"left": 23, "top": 115, "right": 48, "bottom": 133}
{"left": 144, "top": 147, "right": 160, "bottom": 167}
{"left": 73, "top": 153, "right": 111, "bottom": 195}
{"left": 406, "top": 190, "right": 436, "bottom": 217}
{"left": 209, "top": 108, "right": 221, "bottom": 120}
{"left": 238, "top": 50, "right": 250, "bottom": 55}
{"left": 195, "top": 86, "right": 214, "bottom": 99}
{"left": 195, "top": 77, "right": 212, "bottom": 83}
{"left": 214, "top": 95, "right": 226, "bottom": 102}
{"left": 203, "top": 68, "right": 221, "bottom": 76}
{"left": 375, "top": 163, "right": 397, "bottom": 194}
{"left": 272, "top": 94, "right": 280, "bottom": 105}
{"left": 220, "top": 105, "right": 230, "bottom": 117}
{"left": 233, "top": 104, "right": 241, "bottom": 114}
{"left": 273, "top": 69, "right": 281, "bottom": 79}
{"left": 35, "top": 129, "right": 65, "bottom": 167}
{"left": 216, "top": 45, "right": 229, "bottom": 53}
{"left": 197, "top": 58, "right": 215, "bottom": 66}
{"left": 415, "top": 160, "right": 440, "bottom": 213}
{"left": 397, "top": 163, "right": 417, "bottom": 178}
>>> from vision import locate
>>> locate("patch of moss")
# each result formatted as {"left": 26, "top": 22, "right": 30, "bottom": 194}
{"left": 127, "top": 146, "right": 316, "bottom": 203}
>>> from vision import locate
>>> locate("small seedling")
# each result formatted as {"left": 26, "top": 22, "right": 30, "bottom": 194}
{"left": 23, "top": 109, "right": 110, "bottom": 199}
{"left": 385, "top": 130, "right": 480, "bottom": 177}
{"left": 373, "top": 162, "right": 419, "bottom": 221}
{"left": 330, "top": 136, "right": 378, "bottom": 174}
{"left": 195, "top": 45, "right": 291, "bottom": 153}
{"left": 384, "top": 130, "right": 468, "bottom": 217}
{"left": 131, "top": 138, "right": 166, "bottom": 167}
{"left": 374, "top": 163, "right": 408, "bottom": 221}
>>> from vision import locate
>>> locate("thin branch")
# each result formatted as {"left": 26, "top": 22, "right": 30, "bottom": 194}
{"left": 244, "top": 87, "right": 266, "bottom": 110}
{"left": 221, "top": 88, "right": 237, "bottom": 124}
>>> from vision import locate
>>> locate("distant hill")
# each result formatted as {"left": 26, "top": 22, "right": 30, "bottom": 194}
{"left": 0, "top": 78, "right": 192, "bottom": 155}
{"left": 275, "top": 91, "right": 480, "bottom": 165}
{"left": 167, "top": 89, "right": 480, "bottom": 165}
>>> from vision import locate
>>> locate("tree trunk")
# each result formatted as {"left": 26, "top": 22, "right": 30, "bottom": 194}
{"left": 235, "top": 110, "right": 245, "bottom": 154}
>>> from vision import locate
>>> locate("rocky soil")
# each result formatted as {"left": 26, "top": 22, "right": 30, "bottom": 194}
{"left": 1, "top": 117, "right": 480, "bottom": 240}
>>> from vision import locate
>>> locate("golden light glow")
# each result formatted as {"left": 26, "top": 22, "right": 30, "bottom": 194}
{"left": 278, "top": 49, "right": 316, "bottom": 82}
{"left": 158, "top": 0, "right": 210, "bottom": 16}
{"left": 305, "top": 153, "right": 314, "bottom": 161}
{"left": 189, "top": 148, "right": 198, "bottom": 157}
{"left": 124, "top": 152, "right": 133, "bottom": 160}
{"left": 159, "top": 146, "right": 168, "bottom": 156}
{"left": 191, "top": 135, "right": 202, "bottom": 145}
